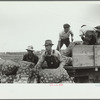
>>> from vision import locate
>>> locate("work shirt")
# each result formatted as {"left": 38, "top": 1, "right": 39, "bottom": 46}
{"left": 59, "top": 30, "right": 73, "bottom": 41}
{"left": 23, "top": 53, "right": 39, "bottom": 64}
{"left": 36, "top": 50, "right": 65, "bottom": 68}
{"left": 79, "top": 26, "right": 97, "bottom": 37}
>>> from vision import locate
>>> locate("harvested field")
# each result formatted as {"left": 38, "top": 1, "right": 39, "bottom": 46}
{"left": 0, "top": 52, "right": 41, "bottom": 62}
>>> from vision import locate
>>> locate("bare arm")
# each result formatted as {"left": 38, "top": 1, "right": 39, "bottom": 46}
{"left": 59, "top": 33, "right": 61, "bottom": 42}
{"left": 57, "top": 33, "right": 61, "bottom": 51}
{"left": 35, "top": 52, "right": 45, "bottom": 69}
{"left": 70, "top": 31, "right": 74, "bottom": 41}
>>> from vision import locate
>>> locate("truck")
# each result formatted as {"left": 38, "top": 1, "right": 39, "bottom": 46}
{"left": 64, "top": 45, "right": 100, "bottom": 83}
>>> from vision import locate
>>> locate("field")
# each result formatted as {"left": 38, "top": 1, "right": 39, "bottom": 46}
{"left": 0, "top": 50, "right": 66, "bottom": 62}
{"left": 0, "top": 52, "right": 41, "bottom": 62}
{"left": 0, "top": 52, "right": 25, "bottom": 62}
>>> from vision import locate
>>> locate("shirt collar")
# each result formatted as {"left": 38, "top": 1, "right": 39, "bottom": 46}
{"left": 45, "top": 50, "right": 54, "bottom": 55}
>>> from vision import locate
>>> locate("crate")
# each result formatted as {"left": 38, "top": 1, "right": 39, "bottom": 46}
{"left": 72, "top": 45, "right": 94, "bottom": 68}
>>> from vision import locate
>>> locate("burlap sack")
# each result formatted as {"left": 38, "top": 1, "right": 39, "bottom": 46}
{"left": 15, "top": 61, "right": 36, "bottom": 83}
{"left": 0, "top": 59, "right": 19, "bottom": 83}
{"left": 65, "top": 41, "right": 83, "bottom": 57}
{"left": 39, "top": 67, "right": 70, "bottom": 83}
{"left": 1, "top": 60, "right": 19, "bottom": 76}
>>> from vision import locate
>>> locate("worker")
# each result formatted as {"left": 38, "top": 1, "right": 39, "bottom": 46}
{"left": 57, "top": 23, "right": 74, "bottom": 51}
{"left": 79, "top": 25, "right": 97, "bottom": 45}
{"left": 36, "top": 40, "right": 66, "bottom": 69}
{"left": 23, "top": 45, "right": 39, "bottom": 83}
{"left": 23, "top": 45, "right": 39, "bottom": 64}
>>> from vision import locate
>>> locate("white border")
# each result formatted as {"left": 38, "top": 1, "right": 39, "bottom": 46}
{"left": 0, "top": 1, "right": 100, "bottom": 99}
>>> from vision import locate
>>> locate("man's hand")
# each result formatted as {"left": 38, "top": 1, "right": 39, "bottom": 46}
{"left": 35, "top": 64, "right": 42, "bottom": 72}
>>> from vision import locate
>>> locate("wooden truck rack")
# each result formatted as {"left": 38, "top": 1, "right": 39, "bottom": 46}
{"left": 64, "top": 45, "right": 100, "bottom": 83}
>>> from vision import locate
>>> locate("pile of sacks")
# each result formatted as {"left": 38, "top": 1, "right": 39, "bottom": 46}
{"left": 0, "top": 59, "right": 72, "bottom": 83}
{"left": 39, "top": 67, "right": 71, "bottom": 83}
{"left": 17, "top": 61, "right": 35, "bottom": 75}
{"left": 0, "top": 59, "right": 36, "bottom": 83}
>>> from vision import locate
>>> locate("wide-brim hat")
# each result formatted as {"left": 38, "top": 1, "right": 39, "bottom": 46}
{"left": 44, "top": 40, "right": 54, "bottom": 46}
{"left": 26, "top": 45, "right": 34, "bottom": 51}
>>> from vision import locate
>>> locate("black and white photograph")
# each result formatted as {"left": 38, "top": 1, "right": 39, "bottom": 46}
{"left": 0, "top": 1, "right": 100, "bottom": 85}
{"left": 1, "top": 1, "right": 100, "bottom": 99}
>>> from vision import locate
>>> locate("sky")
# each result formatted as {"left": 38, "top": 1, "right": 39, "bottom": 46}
{"left": 0, "top": 1, "right": 100, "bottom": 52}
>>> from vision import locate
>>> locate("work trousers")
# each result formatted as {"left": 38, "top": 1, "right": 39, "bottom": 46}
{"left": 57, "top": 38, "right": 70, "bottom": 51}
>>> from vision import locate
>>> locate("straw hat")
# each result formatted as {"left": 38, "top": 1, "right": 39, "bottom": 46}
{"left": 26, "top": 45, "right": 34, "bottom": 51}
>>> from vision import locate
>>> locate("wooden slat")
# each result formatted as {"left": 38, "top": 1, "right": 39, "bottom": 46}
{"left": 95, "top": 45, "right": 100, "bottom": 67}
{"left": 72, "top": 45, "right": 94, "bottom": 67}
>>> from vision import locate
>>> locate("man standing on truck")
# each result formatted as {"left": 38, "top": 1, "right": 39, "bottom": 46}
{"left": 79, "top": 25, "right": 97, "bottom": 45}
{"left": 57, "top": 23, "right": 74, "bottom": 51}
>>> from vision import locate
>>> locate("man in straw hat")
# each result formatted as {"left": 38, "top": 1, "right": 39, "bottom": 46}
{"left": 35, "top": 40, "right": 65, "bottom": 69}
{"left": 23, "top": 45, "right": 39, "bottom": 64}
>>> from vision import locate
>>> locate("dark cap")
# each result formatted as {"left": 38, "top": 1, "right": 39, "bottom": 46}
{"left": 81, "top": 25, "right": 86, "bottom": 28}
{"left": 63, "top": 24, "right": 70, "bottom": 28}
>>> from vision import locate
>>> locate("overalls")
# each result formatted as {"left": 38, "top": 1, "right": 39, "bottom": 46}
{"left": 45, "top": 50, "right": 60, "bottom": 69}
